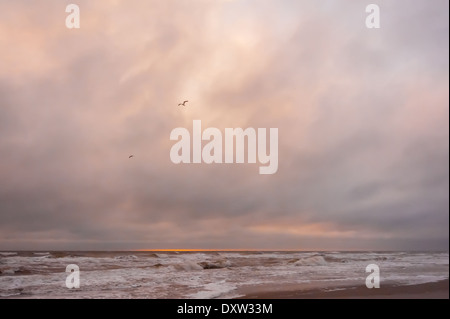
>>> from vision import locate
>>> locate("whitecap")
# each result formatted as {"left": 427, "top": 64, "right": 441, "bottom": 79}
{"left": 294, "top": 256, "right": 327, "bottom": 266}
{"left": 0, "top": 252, "right": 17, "bottom": 257}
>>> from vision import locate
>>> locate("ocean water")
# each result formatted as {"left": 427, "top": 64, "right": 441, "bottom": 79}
{"left": 0, "top": 251, "right": 448, "bottom": 298}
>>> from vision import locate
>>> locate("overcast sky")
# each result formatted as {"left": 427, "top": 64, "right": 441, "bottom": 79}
{"left": 0, "top": 0, "right": 448, "bottom": 250}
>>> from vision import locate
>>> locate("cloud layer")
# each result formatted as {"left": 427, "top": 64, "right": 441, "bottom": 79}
{"left": 0, "top": 0, "right": 448, "bottom": 250}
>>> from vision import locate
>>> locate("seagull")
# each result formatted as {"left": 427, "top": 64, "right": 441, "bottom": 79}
{"left": 129, "top": 155, "right": 134, "bottom": 158}
{"left": 178, "top": 100, "right": 188, "bottom": 106}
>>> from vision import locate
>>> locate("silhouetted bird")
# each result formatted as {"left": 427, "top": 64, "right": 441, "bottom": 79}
{"left": 129, "top": 155, "right": 134, "bottom": 158}
{"left": 178, "top": 100, "right": 188, "bottom": 106}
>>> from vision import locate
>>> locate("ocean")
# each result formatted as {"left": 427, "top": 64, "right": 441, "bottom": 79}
{"left": 0, "top": 251, "right": 448, "bottom": 298}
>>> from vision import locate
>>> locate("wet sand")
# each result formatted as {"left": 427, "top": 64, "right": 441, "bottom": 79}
{"left": 237, "top": 279, "right": 449, "bottom": 299}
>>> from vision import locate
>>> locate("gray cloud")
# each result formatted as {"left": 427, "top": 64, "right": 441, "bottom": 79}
{"left": 0, "top": 0, "right": 448, "bottom": 250}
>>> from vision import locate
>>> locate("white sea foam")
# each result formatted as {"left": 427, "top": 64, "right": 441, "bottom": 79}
{"left": 294, "top": 256, "right": 327, "bottom": 266}
{"left": 189, "top": 280, "right": 237, "bottom": 299}
{"left": 33, "top": 252, "right": 50, "bottom": 256}
{"left": 0, "top": 292, "right": 21, "bottom": 297}
{"left": 175, "top": 261, "right": 203, "bottom": 271}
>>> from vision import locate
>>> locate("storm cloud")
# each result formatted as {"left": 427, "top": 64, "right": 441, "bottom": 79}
{"left": 0, "top": 0, "right": 448, "bottom": 250}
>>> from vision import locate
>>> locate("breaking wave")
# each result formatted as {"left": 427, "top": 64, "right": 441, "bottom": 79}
{"left": 293, "top": 256, "right": 327, "bottom": 266}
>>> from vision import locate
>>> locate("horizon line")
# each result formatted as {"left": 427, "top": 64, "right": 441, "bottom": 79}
{"left": 1, "top": 249, "right": 449, "bottom": 252}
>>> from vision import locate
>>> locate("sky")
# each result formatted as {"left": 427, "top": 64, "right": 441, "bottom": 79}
{"left": 0, "top": 0, "right": 448, "bottom": 251}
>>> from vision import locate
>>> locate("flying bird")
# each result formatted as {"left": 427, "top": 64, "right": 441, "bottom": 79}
{"left": 129, "top": 155, "right": 134, "bottom": 158}
{"left": 178, "top": 100, "right": 188, "bottom": 106}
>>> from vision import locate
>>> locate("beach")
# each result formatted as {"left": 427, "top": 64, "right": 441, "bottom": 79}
{"left": 237, "top": 279, "right": 449, "bottom": 299}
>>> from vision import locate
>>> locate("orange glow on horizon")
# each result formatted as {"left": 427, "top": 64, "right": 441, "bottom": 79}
{"left": 135, "top": 248, "right": 316, "bottom": 252}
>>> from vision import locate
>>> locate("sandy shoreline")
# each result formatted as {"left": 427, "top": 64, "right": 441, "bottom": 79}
{"left": 237, "top": 279, "right": 449, "bottom": 299}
